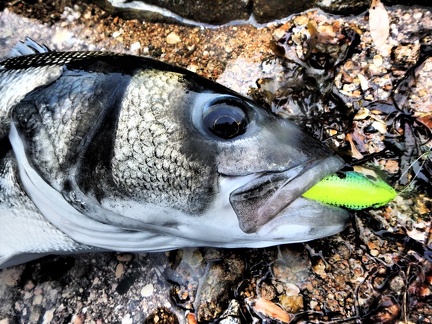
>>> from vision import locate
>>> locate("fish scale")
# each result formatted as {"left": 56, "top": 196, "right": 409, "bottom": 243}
{"left": 111, "top": 69, "right": 215, "bottom": 213}
{"left": 0, "top": 64, "right": 63, "bottom": 139}
{"left": 12, "top": 70, "right": 126, "bottom": 190}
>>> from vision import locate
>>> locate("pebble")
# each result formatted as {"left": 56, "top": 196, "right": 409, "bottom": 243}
{"left": 389, "top": 276, "right": 405, "bottom": 293}
{"left": 357, "top": 73, "right": 369, "bottom": 90}
{"left": 116, "top": 253, "right": 133, "bottom": 262}
{"left": 0, "top": 268, "right": 21, "bottom": 286}
{"left": 371, "top": 120, "right": 387, "bottom": 134}
{"left": 187, "top": 63, "right": 198, "bottom": 72}
{"left": 32, "top": 295, "right": 43, "bottom": 306}
{"left": 370, "top": 249, "right": 379, "bottom": 257}
{"left": 121, "top": 314, "right": 133, "bottom": 324}
{"left": 130, "top": 41, "right": 141, "bottom": 52}
{"left": 42, "top": 308, "right": 55, "bottom": 324}
{"left": 115, "top": 263, "right": 124, "bottom": 278}
{"left": 166, "top": 31, "right": 181, "bottom": 44}
{"left": 413, "top": 11, "right": 423, "bottom": 20}
{"left": 372, "top": 54, "right": 383, "bottom": 67}
{"left": 140, "top": 283, "right": 154, "bottom": 297}
{"left": 284, "top": 283, "right": 300, "bottom": 296}
{"left": 112, "top": 30, "right": 123, "bottom": 38}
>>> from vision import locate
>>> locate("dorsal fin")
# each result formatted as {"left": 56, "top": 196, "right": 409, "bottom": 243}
{"left": 9, "top": 37, "right": 52, "bottom": 57}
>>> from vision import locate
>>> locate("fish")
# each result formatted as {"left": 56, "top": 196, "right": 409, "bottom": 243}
{"left": 0, "top": 38, "right": 350, "bottom": 269}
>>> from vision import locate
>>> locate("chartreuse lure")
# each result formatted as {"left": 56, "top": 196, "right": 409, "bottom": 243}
{"left": 303, "top": 170, "right": 397, "bottom": 210}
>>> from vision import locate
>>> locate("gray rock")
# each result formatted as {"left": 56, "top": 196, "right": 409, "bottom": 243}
{"left": 317, "top": 0, "right": 432, "bottom": 15}
{"left": 141, "top": 0, "right": 251, "bottom": 24}
{"left": 91, "top": 0, "right": 251, "bottom": 25}
{"left": 91, "top": 0, "right": 432, "bottom": 25}
{"left": 252, "top": 0, "right": 314, "bottom": 24}
{"left": 316, "top": 0, "right": 370, "bottom": 14}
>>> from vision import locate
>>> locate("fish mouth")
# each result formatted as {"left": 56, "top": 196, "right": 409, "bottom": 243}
{"left": 229, "top": 155, "right": 345, "bottom": 234}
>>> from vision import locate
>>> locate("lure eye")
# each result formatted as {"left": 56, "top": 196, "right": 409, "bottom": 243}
{"left": 203, "top": 97, "right": 249, "bottom": 139}
{"left": 366, "top": 174, "right": 377, "bottom": 181}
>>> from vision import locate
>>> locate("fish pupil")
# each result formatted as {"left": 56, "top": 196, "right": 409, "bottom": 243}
{"left": 203, "top": 98, "right": 248, "bottom": 139}
{"left": 212, "top": 115, "right": 243, "bottom": 138}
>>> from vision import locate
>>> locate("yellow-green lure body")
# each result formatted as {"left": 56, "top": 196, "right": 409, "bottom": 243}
{"left": 303, "top": 171, "right": 397, "bottom": 210}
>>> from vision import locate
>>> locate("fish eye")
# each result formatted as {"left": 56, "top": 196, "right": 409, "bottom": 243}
{"left": 203, "top": 97, "right": 249, "bottom": 139}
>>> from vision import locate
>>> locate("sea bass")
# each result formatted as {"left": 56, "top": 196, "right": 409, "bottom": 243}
{"left": 0, "top": 39, "right": 349, "bottom": 269}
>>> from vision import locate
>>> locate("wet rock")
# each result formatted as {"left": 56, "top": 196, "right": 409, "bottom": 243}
{"left": 316, "top": 0, "right": 370, "bottom": 14}
{"left": 252, "top": 0, "right": 313, "bottom": 24}
{"left": 91, "top": 0, "right": 251, "bottom": 25}
{"left": 89, "top": 0, "right": 432, "bottom": 25}
{"left": 90, "top": 0, "right": 181, "bottom": 24}
{"left": 318, "top": 0, "right": 432, "bottom": 15}
{"left": 196, "top": 253, "right": 245, "bottom": 322}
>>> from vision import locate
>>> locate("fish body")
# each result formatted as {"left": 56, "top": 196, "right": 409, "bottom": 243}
{"left": 0, "top": 40, "right": 349, "bottom": 269}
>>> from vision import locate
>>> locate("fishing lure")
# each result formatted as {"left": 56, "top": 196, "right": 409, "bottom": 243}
{"left": 303, "top": 170, "right": 397, "bottom": 209}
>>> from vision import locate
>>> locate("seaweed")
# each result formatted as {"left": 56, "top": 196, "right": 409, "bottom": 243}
{"left": 253, "top": 19, "right": 432, "bottom": 191}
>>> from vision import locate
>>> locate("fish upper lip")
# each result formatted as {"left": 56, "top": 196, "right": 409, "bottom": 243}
{"left": 229, "top": 155, "right": 344, "bottom": 233}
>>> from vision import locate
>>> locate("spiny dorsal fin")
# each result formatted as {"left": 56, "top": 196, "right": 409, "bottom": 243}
{"left": 9, "top": 37, "right": 52, "bottom": 57}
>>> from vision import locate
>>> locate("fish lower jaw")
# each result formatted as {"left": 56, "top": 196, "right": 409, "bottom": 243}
{"left": 255, "top": 197, "right": 351, "bottom": 242}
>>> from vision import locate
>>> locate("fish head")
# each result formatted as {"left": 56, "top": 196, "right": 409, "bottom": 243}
{"left": 178, "top": 85, "right": 349, "bottom": 244}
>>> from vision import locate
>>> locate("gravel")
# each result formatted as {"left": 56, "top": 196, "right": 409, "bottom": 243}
{"left": 0, "top": 2, "right": 431, "bottom": 323}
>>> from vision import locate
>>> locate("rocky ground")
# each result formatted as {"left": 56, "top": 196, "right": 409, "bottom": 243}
{"left": 0, "top": 1, "right": 431, "bottom": 323}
